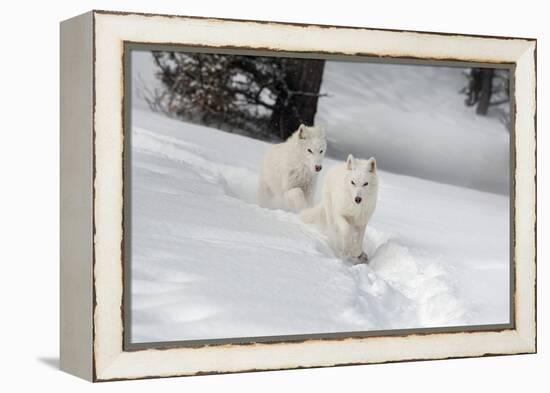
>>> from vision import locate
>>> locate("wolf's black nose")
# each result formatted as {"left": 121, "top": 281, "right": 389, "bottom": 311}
{"left": 315, "top": 165, "right": 322, "bottom": 172}
{"left": 355, "top": 196, "right": 362, "bottom": 204}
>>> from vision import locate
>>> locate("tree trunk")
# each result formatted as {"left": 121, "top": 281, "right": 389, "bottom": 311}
{"left": 269, "top": 58, "right": 325, "bottom": 140}
{"left": 476, "top": 68, "right": 494, "bottom": 115}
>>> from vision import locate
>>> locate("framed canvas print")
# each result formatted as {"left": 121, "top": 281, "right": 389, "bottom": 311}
{"left": 60, "top": 10, "right": 537, "bottom": 382}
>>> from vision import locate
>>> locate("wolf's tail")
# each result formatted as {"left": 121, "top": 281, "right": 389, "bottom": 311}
{"left": 300, "top": 203, "right": 326, "bottom": 227}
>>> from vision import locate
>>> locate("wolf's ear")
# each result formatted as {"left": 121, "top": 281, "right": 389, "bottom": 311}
{"left": 368, "top": 157, "right": 377, "bottom": 173}
{"left": 298, "top": 124, "right": 307, "bottom": 139}
{"left": 346, "top": 154, "right": 355, "bottom": 170}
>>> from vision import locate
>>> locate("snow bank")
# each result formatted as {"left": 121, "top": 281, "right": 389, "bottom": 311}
{"left": 132, "top": 51, "right": 510, "bottom": 194}
{"left": 316, "top": 61, "right": 510, "bottom": 194}
{"left": 130, "top": 109, "right": 509, "bottom": 343}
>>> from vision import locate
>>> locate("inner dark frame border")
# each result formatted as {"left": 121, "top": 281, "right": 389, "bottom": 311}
{"left": 122, "top": 41, "right": 517, "bottom": 352}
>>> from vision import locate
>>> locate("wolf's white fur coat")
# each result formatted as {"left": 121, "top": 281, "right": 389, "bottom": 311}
{"left": 258, "top": 124, "right": 327, "bottom": 211}
{"left": 301, "top": 155, "right": 378, "bottom": 261}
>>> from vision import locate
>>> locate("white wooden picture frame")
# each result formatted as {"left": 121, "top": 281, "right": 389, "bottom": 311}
{"left": 60, "top": 10, "right": 536, "bottom": 381}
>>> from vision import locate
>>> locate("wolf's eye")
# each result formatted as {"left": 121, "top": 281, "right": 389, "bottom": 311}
{"left": 351, "top": 181, "right": 356, "bottom": 186}
{"left": 320, "top": 150, "right": 324, "bottom": 154}
{"left": 363, "top": 182, "right": 369, "bottom": 186}
{"left": 307, "top": 149, "right": 313, "bottom": 154}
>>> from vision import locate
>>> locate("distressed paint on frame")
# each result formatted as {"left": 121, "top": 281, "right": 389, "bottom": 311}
{"left": 81, "top": 10, "right": 536, "bottom": 381}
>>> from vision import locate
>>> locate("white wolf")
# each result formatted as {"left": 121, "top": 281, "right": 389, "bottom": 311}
{"left": 258, "top": 124, "right": 327, "bottom": 211}
{"left": 301, "top": 154, "right": 378, "bottom": 262}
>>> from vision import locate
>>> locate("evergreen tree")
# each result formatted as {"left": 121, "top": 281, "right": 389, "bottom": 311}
{"left": 146, "top": 51, "right": 325, "bottom": 140}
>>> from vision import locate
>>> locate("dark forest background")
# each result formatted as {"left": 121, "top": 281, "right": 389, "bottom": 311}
{"left": 141, "top": 51, "right": 510, "bottom": 141}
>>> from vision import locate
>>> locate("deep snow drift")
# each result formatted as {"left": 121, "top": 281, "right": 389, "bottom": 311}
{"left": 130, "top": 109, "right": 509, "bottom": 343}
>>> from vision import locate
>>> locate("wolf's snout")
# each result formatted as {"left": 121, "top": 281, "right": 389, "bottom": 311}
{"left": 354, "top": 196, "right": 362, "bottom": 204}
{"left": 315, "top": 165, "right": 322, "bottom": 172}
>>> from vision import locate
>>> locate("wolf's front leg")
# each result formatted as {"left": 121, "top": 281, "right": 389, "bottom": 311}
{"left": 303, "top": 178, "right": 317, "bottom": 208}
{"left": 283, "top": 187, "right": 308, "bottom": 212}
{"left": 333, "top": 215, "right": 353, "bottom": 257}
{"left": 304, "top": 187, "right": 314, "bottom": 208}
{"left": 350, "top": 224, "right": 367, "bottom": 260}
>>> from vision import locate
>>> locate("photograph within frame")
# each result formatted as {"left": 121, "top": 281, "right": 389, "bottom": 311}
{"left": 122, "top": 42, "right": 516, "bottom": 351}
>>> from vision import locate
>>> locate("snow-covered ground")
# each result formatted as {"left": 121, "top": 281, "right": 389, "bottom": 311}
{"left": 316, "top": 61, "right": 510, "bottom": 194}
{"left": 129, "top": 51, "right": 510, "bottom": 343}
{"left": 132, "top": 51, "right": 510, "bottom": 194}
{"left": 130, "top": 109, "right": 509, "bottom": 343}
